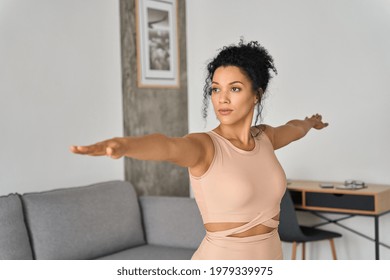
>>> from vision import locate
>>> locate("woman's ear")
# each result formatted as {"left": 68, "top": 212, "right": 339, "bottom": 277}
{"left": 255, "top": 88, "right": 263, "bottom": 103}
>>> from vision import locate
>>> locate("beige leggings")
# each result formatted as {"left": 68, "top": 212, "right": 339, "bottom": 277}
{"left": 191, "top": 216, "right": 283, "bottom": 260}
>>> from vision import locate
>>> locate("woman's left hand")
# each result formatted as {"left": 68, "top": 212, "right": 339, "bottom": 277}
{"left": 305, "top": 114, "right": 329, "bottom": 130}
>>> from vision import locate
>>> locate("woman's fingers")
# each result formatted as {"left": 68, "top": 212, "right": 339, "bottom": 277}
{"left": 70, "top": 145, "right": 88, "bottom": 154}
{"left": 306, "top": 114, "right": 329, "bottom": 129}
{"left": 71, "top": 139, "right": 124, "bottom": 159}
{"left": 70, "top": 143, "right": 106, "bottom": 156}
{"left": 314, "top": 114, "right": 329, "bottom": 129}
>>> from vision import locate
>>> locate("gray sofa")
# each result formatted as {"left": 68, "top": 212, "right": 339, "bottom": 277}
{"left": 0, "top": 181, "right": 205, "bottom": 260}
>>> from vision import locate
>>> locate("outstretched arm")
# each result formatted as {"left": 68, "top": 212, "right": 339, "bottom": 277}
{"left": 70, "top": 133, "right": 209, "bottom": 168}
{"left": 263, "top": 114, "right": 329, "bottom": 150}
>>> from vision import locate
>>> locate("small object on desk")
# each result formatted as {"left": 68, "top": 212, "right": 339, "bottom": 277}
{"left": 344, "top": 180, "right": 365, "bottom": 187}
{"left": 336, "top": 184, "right": 367, "bottom": 190}
{"left": 353, "top": 180, "right": 365, "bottom": 187}
{"left": 336, "top": 180, "right": 367, "bottom": 190}
{"left": 319, "top": 183, "right": 334, "bottom": 188}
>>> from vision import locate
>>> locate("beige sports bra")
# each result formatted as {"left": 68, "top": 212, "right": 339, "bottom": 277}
{"left": 189, "top": 129, "right": 287, "bottom": 225}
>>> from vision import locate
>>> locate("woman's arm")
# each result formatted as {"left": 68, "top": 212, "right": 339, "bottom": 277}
{"left": 70, "top": 133, "right": 211, "bottom": 168}
{"left": 263, "top": 114, "right": 329, "bottom": 150}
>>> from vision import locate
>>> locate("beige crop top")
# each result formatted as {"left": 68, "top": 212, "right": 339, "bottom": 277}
{"left": 189, "top": 129, "right": 287, "bottom": 224}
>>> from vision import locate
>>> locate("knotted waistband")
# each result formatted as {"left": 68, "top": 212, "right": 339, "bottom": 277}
{"left": 205, "top": 213, "right": 279, "bottom": 243}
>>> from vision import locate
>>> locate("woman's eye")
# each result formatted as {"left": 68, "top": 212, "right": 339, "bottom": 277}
{"left": 231, "top": 87, "right": 241, "bottom": 92}
{"left": 211, "top": 88, "right": 220, "bottom": 93}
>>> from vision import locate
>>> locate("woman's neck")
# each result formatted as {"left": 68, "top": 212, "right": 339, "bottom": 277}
{"left": 214, "top": 124, "right": 254, "bottom": 146}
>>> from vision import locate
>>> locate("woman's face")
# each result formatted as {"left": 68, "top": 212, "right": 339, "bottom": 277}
{"left": 211, "top": 66, "right": 258, "bottom": 126}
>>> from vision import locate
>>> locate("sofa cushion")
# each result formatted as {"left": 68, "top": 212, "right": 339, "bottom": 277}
{"left": 0, "top": 194, "right": 33, "bottom": 260}
{"left": 96, "top": 244, "right": 195, "bottom": 260}
{"left": 139, "top": 196, "right": 205, "bottom": 249}
{"left": 22, "top": 181, "right": 145, "bottom": 259}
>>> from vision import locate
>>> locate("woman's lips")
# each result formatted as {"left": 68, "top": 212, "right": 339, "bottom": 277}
{"left": 218, "top": 109, "right": 233, "bottom": 116}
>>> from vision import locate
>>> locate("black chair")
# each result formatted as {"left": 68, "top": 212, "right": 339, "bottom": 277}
{"left": 279, "top": 190, "right": 342, "bottom": 259}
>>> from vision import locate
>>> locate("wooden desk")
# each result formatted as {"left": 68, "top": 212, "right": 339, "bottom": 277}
{"left": 287, "top": 180, "right": 390, "bottom": 260}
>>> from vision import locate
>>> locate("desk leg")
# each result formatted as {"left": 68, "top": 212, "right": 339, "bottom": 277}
{"left": 375, "top": 216, "right": 379, "bottom": 260}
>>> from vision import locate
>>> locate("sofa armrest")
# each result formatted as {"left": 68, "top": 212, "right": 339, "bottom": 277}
{"left": 139, "top": 196, "right": 205, "bottom": 249}
{"left": 0, "top": 194, "right": 33, "bottom": 260}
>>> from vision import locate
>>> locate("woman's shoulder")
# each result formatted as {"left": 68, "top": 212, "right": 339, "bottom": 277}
{"left": 252, "top": 124, "right": 275, "bottom": 144}
{"left": 185, "top": 131, "right": 212, "bottom": 140}
{"left": 184, "top": 132, "right": 214, "bottom": 148}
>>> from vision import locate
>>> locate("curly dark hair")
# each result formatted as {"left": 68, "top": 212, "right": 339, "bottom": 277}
{"left": 202, "top": 40, "right": 277, "bottom": 127}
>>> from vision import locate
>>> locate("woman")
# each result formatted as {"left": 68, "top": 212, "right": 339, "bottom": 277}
{"left": 71, "top": 40, "right": 328, "bottom": 260}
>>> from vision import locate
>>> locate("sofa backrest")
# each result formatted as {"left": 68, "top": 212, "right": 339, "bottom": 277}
{"left": 0, "top": 194, "right": 33, "bottom": 260}
{"left": 22, "top": 181, "right": 145, "bottom": 259}
{"left": 139, "top": 196, "right": 205, "bottom": 249}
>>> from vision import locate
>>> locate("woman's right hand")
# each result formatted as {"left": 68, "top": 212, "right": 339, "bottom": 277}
{"left": 70, "top": 137, "right": 128, "bottom": 159}
{"left": 70, "top": 133, "right": 212, "bottom": 167}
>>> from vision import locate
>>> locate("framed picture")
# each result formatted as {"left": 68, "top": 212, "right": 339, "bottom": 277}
{"left": 136, "top": 0, "right": 179, "bottom": 88}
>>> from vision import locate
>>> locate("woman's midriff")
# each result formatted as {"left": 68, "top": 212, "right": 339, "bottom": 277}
{"left": 204, "top": 214, "right": 279, "bottom": 238}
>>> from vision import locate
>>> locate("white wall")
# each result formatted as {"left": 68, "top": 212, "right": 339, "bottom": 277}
{"left": 186, "top": 0, "right": 390, "bottom": 259}
{"left": 0, "top": 0, "right": 124, "bottom": 195}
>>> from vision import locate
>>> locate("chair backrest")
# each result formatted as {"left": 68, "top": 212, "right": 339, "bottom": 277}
{"left": 278, "top": 189, "right": 305, "bottom": 242}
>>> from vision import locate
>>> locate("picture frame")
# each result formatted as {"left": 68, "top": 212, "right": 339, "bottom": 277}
{"left": 136, "top": 0, "right": 179, "bottom": 88}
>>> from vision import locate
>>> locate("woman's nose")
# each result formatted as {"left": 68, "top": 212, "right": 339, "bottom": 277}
{"left": 219, "top": 91, "right": 230, "bottom": 103}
